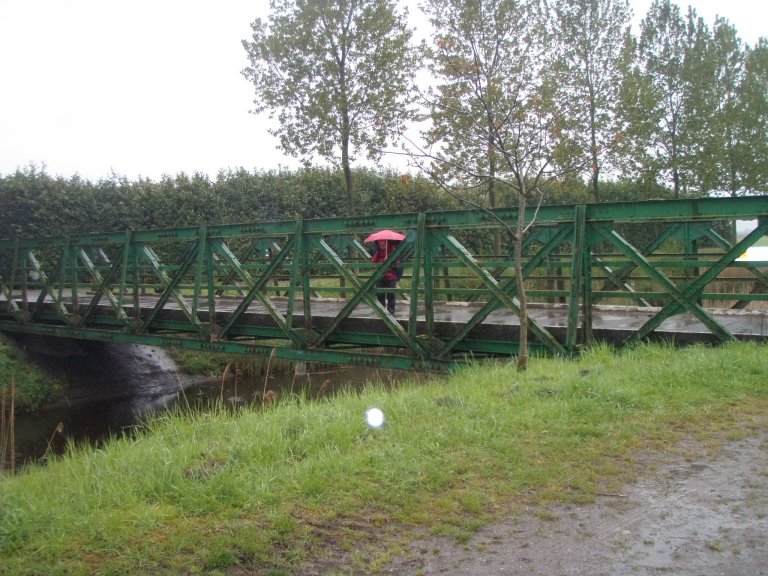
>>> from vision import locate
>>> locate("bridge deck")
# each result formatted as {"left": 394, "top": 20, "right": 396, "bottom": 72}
{"left": 4, "top": 292, "right": 766, "bottom": 347}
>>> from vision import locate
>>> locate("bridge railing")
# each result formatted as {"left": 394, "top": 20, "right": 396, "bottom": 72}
{"left": 1, "top": 197, "right": 767, "bottom": 369}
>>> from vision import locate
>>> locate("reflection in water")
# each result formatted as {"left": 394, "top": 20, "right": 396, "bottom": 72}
{"left": 12, "top": 350, "right": 430, "bottom": 470}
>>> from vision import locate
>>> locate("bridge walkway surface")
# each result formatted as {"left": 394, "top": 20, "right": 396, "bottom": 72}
{"left": 4, "top": 292, "right": 766, "bottom": 343}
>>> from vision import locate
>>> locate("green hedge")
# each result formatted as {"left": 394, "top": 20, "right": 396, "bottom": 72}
{"left": 0, "top": 166, "right": 457, "bottom": 238}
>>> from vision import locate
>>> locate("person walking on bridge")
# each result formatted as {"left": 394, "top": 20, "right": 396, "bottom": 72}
{"left": 370, "top": 239, "right": 402, "bottom": 315}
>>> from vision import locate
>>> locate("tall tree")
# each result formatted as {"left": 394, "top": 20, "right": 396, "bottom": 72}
{"left": 736, "top": 39, "right": 768, "bottom": 194}
{"left": 637, "top": 0, "right": 716, "bottom": 198}
{"left": 550, "top": 0, "right": 632, "bottom": 201}
{"left": 707, "top": 20, "right": 768, "bottom": 196}
{"left": 637, "top": 0, "right": 688, "bottom": 197}
{"left": 614, "top": 29, "right": 660, "bottom": 185}
{"left": 419, "top": 0, "right": 585, "bottom": 370}
{"left": 242, "top": 0, "right": 419, "bottom": 216}
{"left": 701, "top": 18, "right": 744, "bottom": 196}
{"left": 678, "top": 10, "right": 719, "bottom": 195}
{"left": 421, "top": 0, "right": 525, "bottom": 222}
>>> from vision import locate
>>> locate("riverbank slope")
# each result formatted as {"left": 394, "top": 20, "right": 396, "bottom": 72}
{"left": 1, "top": 342, "right": 766, "bottom": 575}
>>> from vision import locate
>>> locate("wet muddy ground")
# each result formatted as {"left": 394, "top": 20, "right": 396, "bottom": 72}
{"left": 383, "top": 417, "right": 768, "bottom": 576}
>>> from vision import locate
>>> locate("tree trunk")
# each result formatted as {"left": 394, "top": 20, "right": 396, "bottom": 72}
{"left": 341, "top": 111, "right": 355, "bottom": 217}
{"left": 591, "top": 159, "right": 600, "bottom": 202}
{"left": 671, "top": 114, "right": 680, "bottom": 199}
{"left": 589, "top": 86, "right": 600, "bottom": 202}
{"left": 489, "top": 150, "right": 502, "bottom": 256}
{"left": 515, "top": 187, "right": 528, "bottom": 371}
{"left": 673, "top": 165, "right": 680, "bottom": 199}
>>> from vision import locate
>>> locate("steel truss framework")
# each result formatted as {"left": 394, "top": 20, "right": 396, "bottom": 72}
{"left": 1, "top": 197, "right": 767, "bottom": 370}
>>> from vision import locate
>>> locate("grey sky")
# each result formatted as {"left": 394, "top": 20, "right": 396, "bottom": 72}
{"left": 0, "top": 0, "right": 764, "bottom": 181}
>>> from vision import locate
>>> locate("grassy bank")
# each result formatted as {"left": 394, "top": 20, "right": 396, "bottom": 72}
{"left": 0, "top": 334, "right": 63, "bottom": 411}
{"left": 1, "top": 342, "right": 767, "bottom": 575}
{"left": 166, "top": 346, "right": 297, "bottom": 378}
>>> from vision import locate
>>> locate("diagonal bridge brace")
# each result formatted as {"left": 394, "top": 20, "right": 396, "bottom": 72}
{"left": 592, "top": 225, "right": 761, "bottom": 344}
{"left": 27, "top": 246, "right": 73, "bottom": 325}
{"left": 437, "top": 232, "right": 569, "bottom": 357}
{"left": 312, "top": 236, "right": 429, "bottom": 357}
{"left": 591, "top": 223, "right": 687, "bottom": 307}
{"left": 592, "top": 255, "right": 652, "bottom": 308}
{"left": 214, "top": 237, "right": 308, "bottom": 347}
{"left": 698, "top": 222, "right": 768, "bottom": 309}
{"left": 76, "top": 246, "right": 132, "bottom": 328}
{"left": 641, "top": 221, "right": 768, "bottom": 339}
{"left": 135, "top": 244, "right": 210, "bottom": 338}
{"left": 0, "top": 238, "right": 22, "bottom": 320}
{"left": 0, "top": 276, "right": 22, "bottom": 320}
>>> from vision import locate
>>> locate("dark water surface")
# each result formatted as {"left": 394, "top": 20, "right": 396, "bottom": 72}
{"left": 9, "top": 338, "right": 432, "bottom": 470}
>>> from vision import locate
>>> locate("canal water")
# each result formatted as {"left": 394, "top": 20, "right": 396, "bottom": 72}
{"left": 8, "top": 339, "right": 434, "bottom": 470}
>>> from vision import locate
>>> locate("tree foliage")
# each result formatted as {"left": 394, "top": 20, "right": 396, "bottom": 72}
{"left": 549, "top": 0, "right": 632, "bottom": 201}
{"left": 737, "top": 40, "right": 768, "bottom": 194}
{"left": 636, "top": 0, "right": 691, "bottom": 197}
{"left": 710, "top": 29, "right": 768, "bottom": 195}
{"left": 242, "top": 0, "right": 420, "bottom": 216}
{"left": 4, "top": 0, "right": 766, "bottom": 245}
{"left": 625, "top": 0, "right": 767, "bottom": 196}
{"left": 421, "top": 0, "right": 573, "bottom": 200}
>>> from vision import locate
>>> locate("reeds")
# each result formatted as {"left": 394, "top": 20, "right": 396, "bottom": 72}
{"left": 0, "top": 378, "right": 15, "bottom": 475}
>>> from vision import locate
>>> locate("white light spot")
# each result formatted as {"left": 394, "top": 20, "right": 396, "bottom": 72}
{"left": 365, "top": 407, "right": 385, "bottom": 429}
{"left": 737, "top": 246, "right": 768, "bottom": 262}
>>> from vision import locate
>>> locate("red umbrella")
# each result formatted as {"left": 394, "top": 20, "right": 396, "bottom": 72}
{"left": 364, "top": 229, "right": 405, "bottom": 243}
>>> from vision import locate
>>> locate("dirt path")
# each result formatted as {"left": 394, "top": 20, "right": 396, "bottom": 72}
{"left": 384, "top": 421, "right": 768, "bottom": 576}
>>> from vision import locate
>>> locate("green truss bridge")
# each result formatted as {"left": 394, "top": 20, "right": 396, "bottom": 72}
{"left": 1, "top": 196, "right": 767, "bottom": 371}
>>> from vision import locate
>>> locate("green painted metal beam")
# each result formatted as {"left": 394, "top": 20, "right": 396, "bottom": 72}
{"left": 1, "top": 196, "right": 767, "bottom": 370}
{"left": 594, "top": 227, "right": 734, "bottom": 344}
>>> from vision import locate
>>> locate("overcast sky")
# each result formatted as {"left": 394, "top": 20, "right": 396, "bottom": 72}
{"left": 0, "top": 0, "right": 765, "bottom": 182}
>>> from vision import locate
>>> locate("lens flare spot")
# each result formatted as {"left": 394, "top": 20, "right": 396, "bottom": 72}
{"left": 365, "top": 407, "right": 385, "bottom": 429}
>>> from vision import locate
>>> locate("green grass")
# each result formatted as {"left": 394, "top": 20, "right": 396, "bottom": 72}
{"left": 166, "top": 346, "right": 296, "bottom": 377}
{"left": 1, "top": 342, "right": 767, "bottom": 575}
{"left": 0, "top": 334, "right": 64, "bottom": 410}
